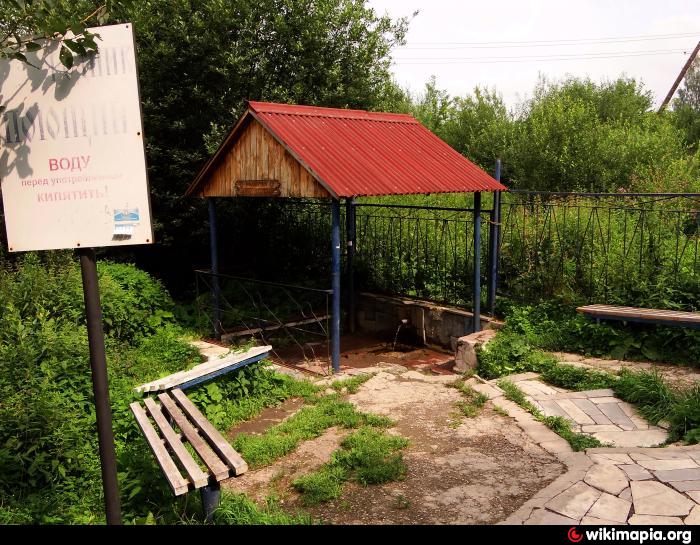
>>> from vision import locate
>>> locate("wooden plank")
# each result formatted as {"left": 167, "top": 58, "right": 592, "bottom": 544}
{"left": 171, "top": 389, "right": 248, "bottom": 476}
{"left": 136, "top": 345, "right": 272, "bottom": 393}
{"left": 143, "top": 398, "right": 209, "bottom": 488}
{"left": 577, "top": 305, "right": 700, "bottom": 324}
{"left": 157, "top": 392, "right": 230, "bottom": 481}
{"left": 130, "top": 402, "right": 190, "bottom": 496}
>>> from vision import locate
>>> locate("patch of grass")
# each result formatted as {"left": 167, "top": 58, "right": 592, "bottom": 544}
{"left": 669, "top": 385, "right": 700, "bottom": 443}
{"left": 497, "top": 379, "right": 603, "bottom": 451}
{"left": 493, "top": 405, "right": 510, "bottom": 418}
{"left": 335, "top": 428, "right": 409, "bottom": 485}
{"left": 450, "top": 380, "right": 489, "bottom": 418}
{"left": 232, "top": 395, "right": 393, "bottom": 468}
{"left": 292, "top": 427, "right": 409, "bottom": 506}
{"left": 497, "top": 379, "right": 541, "bottom": 415}
{"left": 542, "top": 416, "right": 604, "bottom": 451}
{"left": 213, "top": 493, "right": 313, "bottom": 525}
{"left": 613, "top": 368, "right": 675, "bottom": 425}
{"left": 540, "top": 363, "right": 616, "bottom": 391}
{"left": 292, "top": 466, "right": 347, "bottom": 506}
{"left": 393, "top": 494, "right": 411, "bottom": 509}
{"left": 330, "top": 373, "right": 375, "bottom": 394}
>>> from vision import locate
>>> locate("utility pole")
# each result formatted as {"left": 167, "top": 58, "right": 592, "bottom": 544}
{"left": 658, "top": 40, "right": 700, "bottom": 113}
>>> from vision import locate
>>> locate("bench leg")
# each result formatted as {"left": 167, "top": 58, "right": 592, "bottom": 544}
{"left": 200, "top": 481, "right": 221, "bottom": 523}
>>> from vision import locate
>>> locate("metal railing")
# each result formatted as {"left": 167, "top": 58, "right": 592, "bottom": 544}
{"left": 195, "top": 269, "right": 332, "bottom": 366}
{"left": 497, "top": 192, "right": 700, "bottom": 308}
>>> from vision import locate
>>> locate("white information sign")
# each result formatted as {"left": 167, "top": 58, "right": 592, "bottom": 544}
{"left": 0, "top": 23, "right": 153, "bottom": 251}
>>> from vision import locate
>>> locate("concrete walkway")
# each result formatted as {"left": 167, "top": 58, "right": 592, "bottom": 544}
{"left": 470, "top": 375, "right": 700, "bottom": 525}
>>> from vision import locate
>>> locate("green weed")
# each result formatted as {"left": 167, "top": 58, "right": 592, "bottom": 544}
{"left": 292, "top": 427, "right": 409, "bottom": 506}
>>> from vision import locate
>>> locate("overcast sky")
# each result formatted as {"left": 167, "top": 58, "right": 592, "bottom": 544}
{"left": 367, "top": 0, "right": 700, "bottom": 109}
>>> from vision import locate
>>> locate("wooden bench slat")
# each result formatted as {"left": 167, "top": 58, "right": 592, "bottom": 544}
{"left": 157, "top": 392, "right": 230, "bottom": 481}
{"left": 136, "top": 345, "right": 272, "bottom": 393}
{"left": 143, "top": 398, "right": 209, "bottom": 489}
{"left": 583, "top": 306, "right": 699, "bottom": 319}
{"left": 130, "top": 402, "right": 190, "bottom": 496}
{"left": 171, "top": 388, "right": 249, "bottom": 476}
{"left": 577, "top": 305, "right": 700, "bottom": 327}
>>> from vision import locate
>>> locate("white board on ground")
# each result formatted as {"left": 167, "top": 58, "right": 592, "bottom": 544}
{"left": 0, "top": 23, "right": 153, "bottom": 251}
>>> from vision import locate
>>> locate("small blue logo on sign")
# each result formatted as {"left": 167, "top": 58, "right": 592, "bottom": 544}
{"left": 114, "top": 208, "right": 140, "bottom": 222}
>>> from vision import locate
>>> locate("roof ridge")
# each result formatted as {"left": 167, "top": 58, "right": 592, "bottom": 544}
{"left": 248, "top": 101, "right": 418, "bottom": 124}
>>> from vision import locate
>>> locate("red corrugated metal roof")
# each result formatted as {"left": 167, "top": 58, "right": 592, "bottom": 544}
{"left": 188, "top": 101, "right": 507, "bottom": 198}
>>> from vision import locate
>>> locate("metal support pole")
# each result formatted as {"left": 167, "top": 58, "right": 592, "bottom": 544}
{"left": 331, "top": 199, "right": 341, "bottom": 373}
{"left": 200, "top": 481, "right": 221, "bottom": 523}
{"left": 472, "top": 192, "right": 482, "bottom": 333}
{"left": 208, "top": 199, "right": 222, "bottom": 340}
{"left": 78, "top": 248, "right": 122, "bottom": 525}
{"left": 487, "top": 159, "right": 502, "bottom": 316}
{"left": 345, "top": 197, "right": 356, "bottom": 334}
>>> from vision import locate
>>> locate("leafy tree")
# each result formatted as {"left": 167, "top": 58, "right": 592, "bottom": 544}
{"left": 101, "top": 0, "right": 410, "bottom": 285}
{"left": 0, "top": 0, "right": 111, "bottom": 68}
{"left": 673, "top": 58, "right": 700, "bottom": 150}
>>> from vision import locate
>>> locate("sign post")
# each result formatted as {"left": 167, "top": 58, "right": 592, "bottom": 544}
{"left": 0, "top": 24, "right": 154, "bottom": 524}
{"left": 79, "top": 247, "right": 122, "bottom": 524}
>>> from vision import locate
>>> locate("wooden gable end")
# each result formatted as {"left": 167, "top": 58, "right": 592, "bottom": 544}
{"left": 197, "top": 118, "right": 331, "bottom": 199}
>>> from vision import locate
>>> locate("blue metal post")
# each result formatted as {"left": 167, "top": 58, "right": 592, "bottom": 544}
{"left": 487, "top": 159, "right": 502, "bottom": 316}
{"left": 331, "top": 199, "right": 341, "bottom": 373}
{"left": 208, "top": 199, "right": 222, "bottom": 340}
{"left": 473, "top": 192, "right": 482, "bottom": 333}
{"left": 346, "top": 197, "right": 356, "bottom": 334}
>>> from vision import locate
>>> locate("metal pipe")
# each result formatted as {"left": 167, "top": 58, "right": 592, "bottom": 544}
{"left": 331, "top": 199, "right": 341, "bottom": 373}
{"left": 208, "top": 199, "right": 222, "bottom": 340}
{"left": 194, "top": 269, "right": 333, "bottom": 295}
{"left": 346, "top": 197, "right": 356, "bottom": 334}
{"left": 487, "top": 159, "right": 502, "bottom": 316}
{"left": 78, "top": 248, "right": 122, "bottom": 525}
{"left": 507, "top": 190, "right": 700, "bottom": 198}
{"left": 200, "top": 481, "right": 221, "bottom": 523}
{"left": 355, "top": 202, "right": 485, "bottom": 213}
{"left": 472, "top": 192, "right": 482, "bottom": 333}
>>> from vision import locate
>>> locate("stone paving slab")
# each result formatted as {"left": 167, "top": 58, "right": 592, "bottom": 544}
{"left": 489, "top": 372, "right": 699, "bottom": 525}
{"left": 502, "top": 375, "right": 668, "bottom": 448}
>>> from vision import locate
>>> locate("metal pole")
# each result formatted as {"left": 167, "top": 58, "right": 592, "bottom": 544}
{"left": 208, "top": 199, "right": 222, "bottom": 340}
{"left": 346, "top": 197, "right": 356, "bottom": 334}
{"left": 78, "top": 248, "right": 122, "bottom": 525}
{"left": 331, "top": 199, "right": 341, "bottom": 373}
{"left": 200, "top": 481, "right": 221, "bottom": 523}
{"left": 487, "top": 159, "right": 502, "bottom": 316}
{"left": 472, "top": 192, "right": 482, "bottom": 333}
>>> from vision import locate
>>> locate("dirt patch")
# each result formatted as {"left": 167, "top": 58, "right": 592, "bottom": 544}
{"left": 226, "top": 397, "right": 305, "bottom": 438}
{"left": 300, "top": 370, "right": 564, "bottom": 524}
{"left": 223, "top": 366, "right": 565, "bottom": 524}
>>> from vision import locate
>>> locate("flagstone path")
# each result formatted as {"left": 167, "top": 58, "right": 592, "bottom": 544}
{"left": 470, "top": 374, "right": 700, "bottom": 525}
{"left": 501, "top": 372, "right": 668, "bottom": 448}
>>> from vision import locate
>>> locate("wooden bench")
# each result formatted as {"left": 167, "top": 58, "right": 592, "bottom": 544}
{"left": 135, "top": 345, "right": 272, "bottom": 394}
{"left": 130, "top": 388, "right": 248, "bottom": 520}
{"left": 577, "top": 304, "right": 700, "bottom": 330}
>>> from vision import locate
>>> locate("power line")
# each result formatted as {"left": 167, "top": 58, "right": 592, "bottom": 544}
{"left": 392, "top": 49, "right": 689, "bottom": 65}
{"left": 398, "top": 31, "right": 700, "bottom": 49}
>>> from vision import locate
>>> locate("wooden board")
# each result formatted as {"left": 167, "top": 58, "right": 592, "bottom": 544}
{"left": 130, "top": 402, "right": 190, "bottom": 496}
{"left": 136, "top": 345, "right": 272, "bottom": 393}
{"left": 199, "top": 118, "right": 331, "bottom": 199}
{"left": 171, "top": 388, "right": 249, "bottom": 476}
{"left": 157, "top": 392, "right": 230, "bottom": 481}
{"left": 143, "top": 397, "right": 209, "bottom": 488}
{"left": 577, "top": 305, "right": 700, "bottom": 326}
